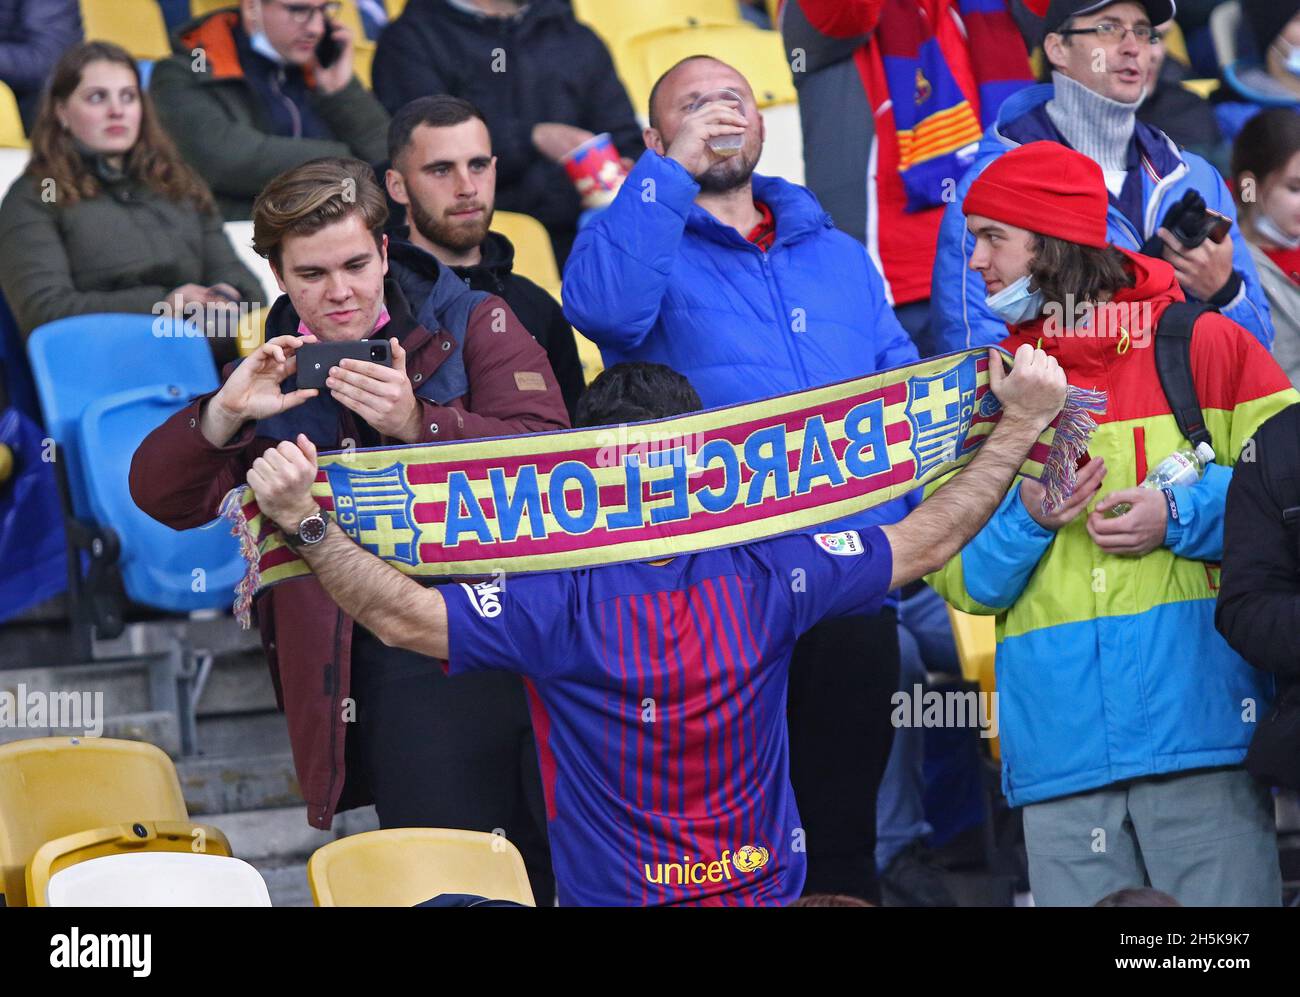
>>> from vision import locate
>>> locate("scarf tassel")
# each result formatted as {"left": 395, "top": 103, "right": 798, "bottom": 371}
{"left": 219, "top": 485, "right": 261, "bottom": 631}
{"left": 1038, "top": 385, "right": 1108, "bottom": 515}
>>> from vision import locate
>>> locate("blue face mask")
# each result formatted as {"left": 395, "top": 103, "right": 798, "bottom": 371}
{"left": 985, "top": 274, "right": 1045, "bottom": 325}
{"left": 1278, "top": 39, "right": 1300, "bottom": 78}
{"left": 250, "top": 30, "right": 288, "bottom": 65}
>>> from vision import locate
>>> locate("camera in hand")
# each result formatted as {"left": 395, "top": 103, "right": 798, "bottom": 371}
{"left": 1141, "top": 189, "right": 1231, "bottom": 254}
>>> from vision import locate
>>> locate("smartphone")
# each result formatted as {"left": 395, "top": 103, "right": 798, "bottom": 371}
{"left": 315, "top": 19, "right": 343, "bottom": 69}
{"left": 1203, "top": 208, "right": 1231, "bottom": 244}
{"left": 297, "top": 339, "right": 390, "bottom": 390}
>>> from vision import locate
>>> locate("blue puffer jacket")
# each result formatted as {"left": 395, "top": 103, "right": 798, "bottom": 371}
{"left": 562, "top": 151, "right": 921, "bottom": 534}
{"left": 929, "top": 84, "right": 1274, "bottom": 355}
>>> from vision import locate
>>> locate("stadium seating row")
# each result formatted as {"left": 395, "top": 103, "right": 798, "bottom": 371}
{"left": 0, "top": 736, "right": 534, "bottom": 906}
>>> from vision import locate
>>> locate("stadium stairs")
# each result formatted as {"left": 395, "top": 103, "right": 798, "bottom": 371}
{"left": 0, "top": 597, "right": 377, "bottom": 906}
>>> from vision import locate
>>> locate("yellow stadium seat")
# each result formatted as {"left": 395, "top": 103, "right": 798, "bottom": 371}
{"left": 237, "top": 305, "right": 268, "bottom": 356}
{"left": 190, "top": 0, "right": 233, "bottom": 16}
{"left": 333, "top": 0, "right": 368, "bottom": 43}
{"left": 26, "top": 820, "right": 234, "bottom": 906}
{"left": 573, "top": 330, "right": 604, "bottom": 384}
{"left": 81, "top": 0, "right": 172, "bottom": 60}
{"left": 352, "top": 42, "right": 374, "bottom": 88}
{"left": 572, "top": 0, "right": 742, "bottom": 52}
{"left": 489, "top": 211, "right": 606, "bottom": 382}
{"left": 308, "top": 828, "right": 536, "bottom": 906}
{"left": 1182, "top": 78, "right": 1221, "bottom": 100}
{"left": 0, "top": 737, "right": 189, "bottom": 907}
{"left": 1161, "top": 18, "right": 1190, "bottom": 67}
{"left": 946, "top": 606, "right": 999, "bottom": 758}
{"left": 622, "top": 25, "right": 796, "bottom": 115}
{"left": 491, "top": 210, "right": 561, "bottom": 293}
{"left": 0, "top": 82, "right": 26, "bottom": 149}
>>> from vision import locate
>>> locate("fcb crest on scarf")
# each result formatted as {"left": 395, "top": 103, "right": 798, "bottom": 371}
{"left": 220, "top": 348, "right": 1105, "bottom": 628}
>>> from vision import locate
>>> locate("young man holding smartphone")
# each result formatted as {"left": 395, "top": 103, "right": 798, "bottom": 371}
{"left": 130, "top": 157, "right": 568, "bottom": 902}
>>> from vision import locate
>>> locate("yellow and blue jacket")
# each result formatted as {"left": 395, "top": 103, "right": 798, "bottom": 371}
{"left": 928, "top": 251, "right": 1299, "bottom": 806}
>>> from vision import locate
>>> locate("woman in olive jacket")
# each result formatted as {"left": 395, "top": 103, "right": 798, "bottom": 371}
{"left": 0, "top": 41, "right": 261, "bottom": 364}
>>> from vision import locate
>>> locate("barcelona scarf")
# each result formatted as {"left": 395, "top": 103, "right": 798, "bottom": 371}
{"left": 220, "top": 348, "right": 1105, "bottom": 628}
{"left": 878, "top": 0, "right": 1033, "bottom": 212}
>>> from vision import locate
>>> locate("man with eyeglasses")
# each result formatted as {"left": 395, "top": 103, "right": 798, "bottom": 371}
{"left": 930, "top": 0, "right": 1274, "bottom": 354}
{"left": 150, "top": 0, "right": 389, "bottom": 220}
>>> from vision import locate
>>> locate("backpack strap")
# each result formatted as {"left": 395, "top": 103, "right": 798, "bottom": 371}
{"left": 1154, "top": 301, "right": 1217, "bottom": 452}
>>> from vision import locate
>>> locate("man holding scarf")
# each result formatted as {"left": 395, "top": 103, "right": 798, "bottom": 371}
{"left": 236, "top": 350, "right": 1070, "bottom": 905}
{"left": 927, "top": 140, "right": 1297, "bottom": 905}
{"left": 130, "top": 156, "right": 567, "bottom": 902}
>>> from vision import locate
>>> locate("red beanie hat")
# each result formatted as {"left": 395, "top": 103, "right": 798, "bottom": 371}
{"left": 962, "top": 142, "right": 1109, "bottom": 249}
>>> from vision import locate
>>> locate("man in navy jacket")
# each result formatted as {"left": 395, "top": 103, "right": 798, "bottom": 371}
{"left": 563, "top": 55, "right": 919, "bottom": 903}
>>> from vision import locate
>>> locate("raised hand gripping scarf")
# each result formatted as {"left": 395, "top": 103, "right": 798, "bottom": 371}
{"left": 220, "top": 348, "right": 1105, "bottom": 627}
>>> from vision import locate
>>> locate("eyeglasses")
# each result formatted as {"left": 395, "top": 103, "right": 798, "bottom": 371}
{"left": 1057, "top": 21, "right": 1163, "bottom": 45}
{"left": 270, "top": 1, "right": 342, "bottom": 25}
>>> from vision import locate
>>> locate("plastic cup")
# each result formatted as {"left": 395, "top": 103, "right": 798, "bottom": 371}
{"left": 690, "top": 88, "right": 746, "bottom": 157}
{"left": 560, "top": 132, "right": 628, "bottom": 209}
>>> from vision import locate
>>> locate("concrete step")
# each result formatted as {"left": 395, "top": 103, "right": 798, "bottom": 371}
{"left": 195, "top": 710, "right": 289, "bottom": 758}
{"left": 196, "top": 649, "right": 277, "bottom": 716}
{"left": 0, "top": 661, "right": 151, "bottom": 717}
{"left": 177, "top": 749, "right": 304, "bottom": 816}
{"left": 0, "top": 707, "right": 180, "bottom": 755}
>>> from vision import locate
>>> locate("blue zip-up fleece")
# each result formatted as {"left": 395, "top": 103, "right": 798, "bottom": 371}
{"left": 561, "top": 150, "right": 922, "bottom": 535}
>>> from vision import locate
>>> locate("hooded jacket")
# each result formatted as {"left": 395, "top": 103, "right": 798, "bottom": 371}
{"left": 926, "top": 251, "right": 1298, "bottom": 807}
{"left": 388, "top": 229, "right": 586, "bottom": 419}
{"left": 562, "top": 150, "right": 921, "bottom": 536}
{"left": 129, "top": 279, "right": 568, "bottom": 827}
{"left": 149, "top": 8, "right": 390, "bottom": 220}
{"left": 929, "top": 83, "right": 1274, "bottom": 354}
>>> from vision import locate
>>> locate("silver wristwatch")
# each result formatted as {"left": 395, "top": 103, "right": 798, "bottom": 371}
{"left": 285, "top": 509, "right": 330, "bottom": 549}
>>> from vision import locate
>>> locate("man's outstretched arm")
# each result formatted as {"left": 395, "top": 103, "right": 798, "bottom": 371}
{"left": 880, "top": 345, "right": 1067, "bottom": 590}
{"left": 244, "top": 437, "right": 450, "bottom": 660}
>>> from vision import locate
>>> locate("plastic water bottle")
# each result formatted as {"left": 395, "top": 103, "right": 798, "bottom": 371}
{"left": 1106, "top": 441, "right": 1215, "bottom": 518}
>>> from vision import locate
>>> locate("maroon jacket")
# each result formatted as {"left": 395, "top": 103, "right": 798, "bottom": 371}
{"left": 130, "top": 280, "right": 569, "bottom": 827}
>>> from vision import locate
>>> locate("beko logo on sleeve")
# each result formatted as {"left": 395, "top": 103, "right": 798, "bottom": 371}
{"left": 461, "top": 580, "right": 504, "bottom": 618}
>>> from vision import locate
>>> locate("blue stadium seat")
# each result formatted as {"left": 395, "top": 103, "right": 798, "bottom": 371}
{"left": 27, "top": 314, "right": 244, "bottom": 619}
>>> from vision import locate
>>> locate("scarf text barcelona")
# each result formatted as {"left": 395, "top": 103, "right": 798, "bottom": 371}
{"left": 221, "top": 348, "right": 1104, "bottom": 626}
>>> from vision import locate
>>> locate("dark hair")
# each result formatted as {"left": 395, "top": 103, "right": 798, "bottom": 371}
{"left": 647, "top": 54, "right": 722, "bottom": 131}
{"left": 574, "top": 362, "right": 703, "bottom": 428}
{"left": 1231, "top": 108, "right": 1300, "bottom": 212}
{"left": 252, "top": 157, "right": 388, "bottom": 270}
{"left": 787, "top": 894, "right": 875, "bottom": 907}
{"left": 1095, "top": 887, "right": 1181, "bottom": 907}
{"left": 388, "top": 95, "right": 488, "bottom": 165}
{"left": 1029, "top": 233, "right": 1134, "bottom": 312}
{"left": 29, "top": 41, "right": 215, "bottom": 211}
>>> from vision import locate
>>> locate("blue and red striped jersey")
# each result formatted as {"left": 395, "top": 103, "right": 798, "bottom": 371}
{"left": 439, "top": 526, "right": 893, "bottom": 906}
